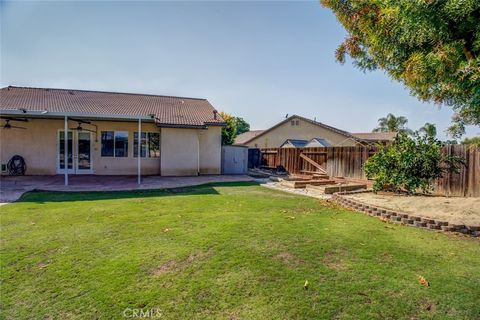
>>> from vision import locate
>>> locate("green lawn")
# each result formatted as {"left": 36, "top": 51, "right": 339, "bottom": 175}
{"left": 1, "top": 182, "right": 479, "bottom": 319}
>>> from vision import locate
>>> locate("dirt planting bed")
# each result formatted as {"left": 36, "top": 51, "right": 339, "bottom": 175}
{"left": 344, "top": 192, "right": 480, "bottom": 226}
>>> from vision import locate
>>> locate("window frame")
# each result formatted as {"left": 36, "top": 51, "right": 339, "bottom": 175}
{"left": 100, "top": 131, "right": 129, "bottom": 158}
{"left": 134, "top": 131, "right": 160, "bottom": 158}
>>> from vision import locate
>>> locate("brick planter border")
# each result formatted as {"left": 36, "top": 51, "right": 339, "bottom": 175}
{"left": 331, "top": 191, "right": 480, "bottom": 237}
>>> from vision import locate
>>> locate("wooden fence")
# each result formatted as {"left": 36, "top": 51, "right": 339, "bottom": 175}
{"left": 258, "top": 145, "right": 480, "bottom": 197}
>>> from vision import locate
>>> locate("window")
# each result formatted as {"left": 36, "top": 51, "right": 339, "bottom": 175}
{"left": 295, "top": 120, "right": 300, "bottom": 126}
{"left": 101, "top": 131, "right": 128, "bottom": 157}
{"left": 148, "top": 132, "right": 160, "bottom": 157}
{"left": 291, "top": 120, "right": 295, "bottom": 126}
{"left": 101, "top": 131, "right": 114, "bottom": 157}
{"left": 114, "top": 132, "right": 128, "bottom": 157}
{"left": 134, "top": 132, "right": 160, "bottom": 158}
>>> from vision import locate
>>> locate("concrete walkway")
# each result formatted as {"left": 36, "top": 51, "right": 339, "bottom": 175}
{"left": 0, "top": 175, "right": 255, "bottom": 204}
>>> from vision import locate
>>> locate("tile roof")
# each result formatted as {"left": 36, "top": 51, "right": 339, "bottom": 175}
{"left": 0, "top": 86, "right": 225, "bottom": 127}
{"left": 234, "top": 130, "right": 265, "bottom": 144}
{"left": 352, "top": 132, "right": 397, "bottom": 141}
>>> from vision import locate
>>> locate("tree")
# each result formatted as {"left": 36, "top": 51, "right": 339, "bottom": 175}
{"left": 234, "top": 117, "right": 250, "bottom": 135}
{"left": 321, "top": 0, "right": 480, "bottom": 137}
{"left": 364, "top": 132, "right": 464, "bottom": 194}
{"left": 462, "top": 136, "right": 480, "bottom": 148}
{"left": 373, "top": 113, "right": 411, "bottom": 133}
{"left": 219, "top": 111, "right": 237, "bottom": 145}
{"left": 419, "top": 122, "right": 437, "bottom": 138}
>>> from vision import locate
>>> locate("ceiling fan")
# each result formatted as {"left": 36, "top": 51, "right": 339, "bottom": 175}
{"left": 3, "top": 119, "right": 26, "bottom": 130}
{"left": 70, "top": 122, "right": 95, "bottom": 133}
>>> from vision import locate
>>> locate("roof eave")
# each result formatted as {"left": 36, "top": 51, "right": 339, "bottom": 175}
{"left": 0, "top": 109, "right": 154, "bottom": 121}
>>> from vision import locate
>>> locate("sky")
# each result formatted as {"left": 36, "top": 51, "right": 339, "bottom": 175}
{"left": 1, "top": 1, "right": 478, "bottom": 139}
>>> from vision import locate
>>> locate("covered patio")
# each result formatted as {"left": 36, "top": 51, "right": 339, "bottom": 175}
{"left": 0, "top": 174, "right": 255, "bottom": 203}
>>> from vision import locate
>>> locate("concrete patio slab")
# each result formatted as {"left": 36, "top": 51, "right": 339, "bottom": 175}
{"left": 0, "top": 175, "right": 255, "bottom": 203}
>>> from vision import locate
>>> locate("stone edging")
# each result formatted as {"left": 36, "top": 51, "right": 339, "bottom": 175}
{"left": 331, "top": 192, "right": 480, "bottom": 237}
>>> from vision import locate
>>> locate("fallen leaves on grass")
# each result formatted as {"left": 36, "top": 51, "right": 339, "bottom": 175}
{"left": 418, "top": 275, "right": 430, "bottom": 287}
{"left": 304, "top": 280, "right": 309, "bottom": 290}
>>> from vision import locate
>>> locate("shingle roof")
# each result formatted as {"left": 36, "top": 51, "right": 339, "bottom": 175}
{"left": 234, "top": 130, "right": 265, "bottom": 144}
{"left": 352, "top": 132, "right": 397, "bottom": 141}
{"left": 0, "top": 86, "right": 225, "bottom": 127}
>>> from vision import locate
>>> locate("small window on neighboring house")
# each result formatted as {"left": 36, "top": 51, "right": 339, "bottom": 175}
{"left": 291, "top": 120, "right": 295, "bottom": 126}
{"left": 295, "top": 120, "right": 300, "bottom": 125}
{"left": 134, "top": 132, "right": 160, "bottom": 158}
{"left": 101, "top": 131, "right": 128, "bottom": 157}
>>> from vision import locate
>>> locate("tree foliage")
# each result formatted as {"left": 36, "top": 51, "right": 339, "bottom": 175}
{"left": 461, "top": 136, "right": 480, "bottom": 148}
{"left": 219, "top": 112, "right": 237, "bottom": 145}
{"left": 321, "top": 0, "right": 480, "bottom": 137}
{"left": 419, "top": 122, "right": 437, "bottom": 138}
{"left": 364, "top": 132, "right": 464, "bottom": 194}
{"left": 234, "top": 117, "right": 251, "bottom": 135}
{"left": 373, "top": 113, "right": 411, "bottom": 133}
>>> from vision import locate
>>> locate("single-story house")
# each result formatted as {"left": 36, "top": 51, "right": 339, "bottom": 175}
{"left": 304, "top": 138, "right": 332, "bottom": 148}
{"left": 279, "top": 139, "right": 308, "bottom": 148}
{"left": 0, "top": 86, "right": 225, "bottom": 179}
{"left": 350, "top": 132, "right": 398, "bottom": 145}
{"left": 234, "top": 115, "right": 396, "bottom": 148}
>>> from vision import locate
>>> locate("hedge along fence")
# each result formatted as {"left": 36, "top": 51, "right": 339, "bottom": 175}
{"left": 258, "top": 145, "right": 480, "bottom": 197}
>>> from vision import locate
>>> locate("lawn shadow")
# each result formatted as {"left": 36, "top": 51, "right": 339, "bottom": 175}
{"left": 16, "top": 181, "right": 259, "bottom": 204}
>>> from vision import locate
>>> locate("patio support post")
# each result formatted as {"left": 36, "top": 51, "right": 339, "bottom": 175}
{"left": 137, "top": 118, "right": 141, "bottom": 185}
{"left": 64, "top": 115, "right": 68, "bottom": 186}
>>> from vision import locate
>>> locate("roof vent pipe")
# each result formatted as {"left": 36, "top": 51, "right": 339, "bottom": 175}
{"left": 213, "top": 110, "right": 218, "bottom": 120}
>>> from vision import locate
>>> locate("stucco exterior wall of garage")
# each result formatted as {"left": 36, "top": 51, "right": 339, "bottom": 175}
{"left": 244, "top": 116, "right": 356, "bottom": 148}
{"left": 1, "top": 118, "right": 222, "bottom": 176}
{"left": 160, "top": 126, "right": 222, "bottom": 176}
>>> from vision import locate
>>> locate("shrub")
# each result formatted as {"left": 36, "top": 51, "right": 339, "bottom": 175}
{"left": 364, "top": 132, "right": 464, "bottom": 194}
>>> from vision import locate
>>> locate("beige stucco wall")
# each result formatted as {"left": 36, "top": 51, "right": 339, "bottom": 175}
{"left": 160, "top": 126, "right": 222, "bottom": 176}
{"left": 199, "top": 126, "right": 222, "bottom": 175}
{"left": 244, "top": 116, "right": 356, "bottom": 148}
{"left": 1, "top": 117, "right": 222, "bottom": 176}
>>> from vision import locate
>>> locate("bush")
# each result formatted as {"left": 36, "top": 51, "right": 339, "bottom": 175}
{"left": 364, "top": 133, "right": 464, "bottom": 194}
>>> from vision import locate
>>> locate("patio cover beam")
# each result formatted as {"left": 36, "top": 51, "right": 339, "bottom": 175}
{"left": 64, "top": 115, "right": 68, "bottom": 186}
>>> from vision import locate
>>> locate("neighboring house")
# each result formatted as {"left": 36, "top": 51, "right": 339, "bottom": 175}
{"left": 234, "top": 115, "right": 396, "bottom": 148}
{"left": 304, "top": 138, "right": 332, "bottom": 148}
{"left": 350, "top": 132, "right": 398, "bottom": 145}
{"left": 0, "top": 86, "right": 225, "bottom": 176}
{"left": 280, "top": 139, "right": 308, "bottom": 148}
{"left": 233, "top": 130, "right": 264, "bottom": 145}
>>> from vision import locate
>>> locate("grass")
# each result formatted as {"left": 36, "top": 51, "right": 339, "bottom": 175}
{"left": 1, "top": 181, "right": 479, "bottom": 319}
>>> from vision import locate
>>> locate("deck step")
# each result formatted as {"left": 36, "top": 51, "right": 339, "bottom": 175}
{"left": 280, "top": 179, "right": 336, "bottom": 189}
{"left": 306, "top": 183, "right": 367, "bottom": 194}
